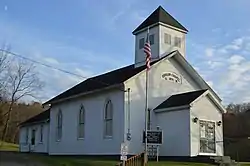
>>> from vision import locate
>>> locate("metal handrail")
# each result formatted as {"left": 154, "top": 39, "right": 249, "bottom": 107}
{"left": 116, "top": 153, "right": 145, "bottom": 166}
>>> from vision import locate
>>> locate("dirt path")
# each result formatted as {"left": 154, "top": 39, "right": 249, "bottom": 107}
{"left": 0, "top": 151, "right": 46, "bottom": 166}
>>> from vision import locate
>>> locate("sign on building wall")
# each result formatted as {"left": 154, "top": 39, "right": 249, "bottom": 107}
{"left": 142, "top": 130, "right": 163, "bottom": 145}
{"left": 161, "top": 72, "right": 182, "bottom": 84}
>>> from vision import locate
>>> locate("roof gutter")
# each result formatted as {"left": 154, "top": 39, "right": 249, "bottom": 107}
{"left": 132, "top": 22, "right": 188, "bottom": 35}
{"left": 154, "top": 105, "right": 190, "bottom": 113}
{"left": 43, "top": 83, "right": 125, "bottom": 106}
{"left": 19, "top": 119, "right": 49, "bottom": 127}
{"left": 189, "top": 90, "right": 226, "bottom": 114}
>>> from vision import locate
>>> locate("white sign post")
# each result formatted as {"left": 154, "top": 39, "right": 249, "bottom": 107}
{"left": 156, "top": 145, "right": 159, "bottom": 162}
{"left": 120, "top": 142, "right": 128, "bottom": 165}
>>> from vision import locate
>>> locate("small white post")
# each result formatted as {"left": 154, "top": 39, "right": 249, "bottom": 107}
{"left": 156, "top": 145, "right": 159, "bottom": 162}
{"left": 122, "top": 160, "right": 125, "bottom": 166}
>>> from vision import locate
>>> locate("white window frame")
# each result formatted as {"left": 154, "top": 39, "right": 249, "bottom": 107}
{"left": 56, "top": 109, "right": 62, "bottom": 141}
{"left": 174, "top": 36, "right": 181, "bottom": 48}
{"left": 164, "top": 33, "right": 171, "bottom": 45}
{"left": 104, "top": 99, "right": 113, "bottom": 139}
{"left": 199, "top": 119, "right": 216, "bottom": 155}
{"left": 139, "top": 38, "right": 144, "bottom": 49}
{"left": 78, "top": 104, "right": 85, "bottom": 139}
{"left": 39, "top": 125, "right": 43, "bottom": 143}
{"left": 149, "top": 34, "right": 154, "bottom": 45}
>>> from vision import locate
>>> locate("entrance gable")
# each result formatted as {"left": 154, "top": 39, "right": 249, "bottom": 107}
{"left": 190, "top": 94, "right": 224, "bottom": 156}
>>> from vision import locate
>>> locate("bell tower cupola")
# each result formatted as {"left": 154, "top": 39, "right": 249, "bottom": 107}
{"left": 133, "top": 6, "right": 188, "bottom": 68}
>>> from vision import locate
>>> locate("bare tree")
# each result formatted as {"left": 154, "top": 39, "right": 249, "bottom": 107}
{"left": 0, "top": 49, "right": 44, "bottom": 143}
{"left": 226, "top": 103, "right": 250, "bottom": 114}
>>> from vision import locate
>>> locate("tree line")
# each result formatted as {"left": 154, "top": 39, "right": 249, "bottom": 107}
{"left": 224, "top": 103, "right": 250, "bottom": 161}
{"left": 0, "top": 102, "right": 43, "bottom": 143}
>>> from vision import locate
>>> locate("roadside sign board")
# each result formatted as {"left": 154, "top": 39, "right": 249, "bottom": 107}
{"left": 143, "top": 130, "right": 163, "bottom": 145}
{"left": 120, "top": 155, "right": 127, "bottom": 161}
{"left": 120, "top": 142, "right": 128, "bottom": 155}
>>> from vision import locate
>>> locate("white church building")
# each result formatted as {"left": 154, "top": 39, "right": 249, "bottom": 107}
{"left": 19, "top": 6, "right": 225, "bottom": 157}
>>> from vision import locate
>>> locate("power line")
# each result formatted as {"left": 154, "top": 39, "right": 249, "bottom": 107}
{"left": 0, "top": 48, "right": 127, "bottom": 92}
{"left": 0, "top": 48, "right": 86, "bottom": 79}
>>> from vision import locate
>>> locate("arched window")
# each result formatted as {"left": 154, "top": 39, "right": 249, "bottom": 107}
{"left": 25, "top": 128, "right": 29, "bottom": 144}
{"left": 56, "top": 109, "right": 62, "bottom": 141}
{"left": 78, "top": 105, "right": 85, "bottom": 139}
{"left": 40, "top": 125, "right": 43, "bottom": 143}
{"left": 104, "top": 99, "right": 113, "bottom": 137}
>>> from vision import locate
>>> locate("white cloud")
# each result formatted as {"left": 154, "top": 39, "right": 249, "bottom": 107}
{"left": 75, "top": 68, "right": 94, "bottom": 78}
{"left": 224, "top": 44, "right": 240, "bottom": 50}
{"left": 217, "top": 48, "right": 228, "bottom": 54}
{"left": 44, "top": 57, "right": 59, "bottom": 65}
{"left": 219, "top": 60, "right": 250, "bottom": 103}
{"left": 205, "top": 48, "right": 214, "bottom": 57}
{"left": 37, "top": 67, "right": 84, "bottom": 102}
{"left": 233, "top": 38, "right": 244, "bottom": 46}
{"left": 110, "top": 3, "right": 132, "bottom": 23}
{"left": 22, "top": 52, "right": 97, "bottom": 102}
{"left": 220, "top": 37, "right": 245, "bottom": 52}
{"left": 227, "top": 55, "right": 245, "bottom": 64}
{"left": 130, "top": 10, "right": 146, "bottom": 24}
{"left": 191, "top": 35, "right": 250, "bottom": 104}
{"left": 245, "top": 43, "right": 250, "bottom": 51}
{"left": 207, "top": 60, "right": 224, "bottom": 69}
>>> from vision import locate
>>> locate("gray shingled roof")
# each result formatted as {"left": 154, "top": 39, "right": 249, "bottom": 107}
{"left": 133, "top": 6, "right": 188, "bottom": 34}
{"left": 154, "top": 89, "right": 207, "bottom": 110}
{"left": 20, "top": 109, "right": 50, "bottom": 126}
{"left": 44, "top": 51, "right": 176, "bottom": 104}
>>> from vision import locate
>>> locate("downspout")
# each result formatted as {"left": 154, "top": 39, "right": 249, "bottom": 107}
{"left": 128, "top": 88, "right": 131, "bottom": 135}
{"left": 47, "top": 120, "right": 50, "bottom": 154}
{"left": 124, "top": 88, "right": 131, "bottom": 142}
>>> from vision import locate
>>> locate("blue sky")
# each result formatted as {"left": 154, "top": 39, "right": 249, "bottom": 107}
{"left": 1, "top": 0, "right": 250, "bottom": 104}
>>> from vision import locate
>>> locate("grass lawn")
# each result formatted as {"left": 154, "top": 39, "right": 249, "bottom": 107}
{"left": 149, "top": 162, "right": 250, "bottom": 166}
{"left": 240, "top": 163, "right": 250, "bottom": 166}
{"left": 35, "top": 155, "right": 117, "bottom": 166}
{"left": 148, "top": 162, "right": 213, "bottom": 166}
{"left": 35, "top": 155, "right": 250, "bottom": 166}
{"left": 0, "top": 143, "right": 248, "bottom": 166}
{"left": 34, "top": 155, "right": 216, "bottom": 166}
{"left": 0, "top": 141, "right": 19, "bottom": 151}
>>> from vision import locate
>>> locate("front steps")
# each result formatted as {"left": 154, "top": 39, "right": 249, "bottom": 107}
{"left": 210, "top": 156, "right": 239, "bottom": 166}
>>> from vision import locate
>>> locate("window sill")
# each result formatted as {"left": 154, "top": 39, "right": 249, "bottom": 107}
{"left": 104, "top": 136, "right": 113, "bottom": 140}
{"left": 199, "top": 152, "right": 217, "bottom": 156}
{"left": 77, "top": 138, "right": 85, "bottom": 140}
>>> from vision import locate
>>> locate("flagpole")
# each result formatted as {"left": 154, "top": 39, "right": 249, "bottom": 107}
{"left": 144, "top": 67, "right": 149, "bottom": 165}
{"left": 144, "top": 27, "right": 150, "bottom": 165}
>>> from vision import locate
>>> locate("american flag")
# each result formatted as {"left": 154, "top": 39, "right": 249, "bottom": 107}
{"left": 144, "top": 29, "right": 151, "bottom": 70}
